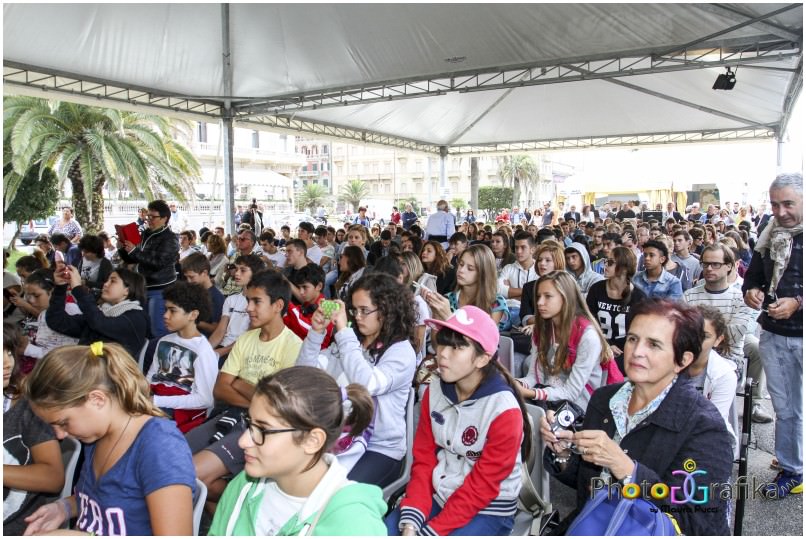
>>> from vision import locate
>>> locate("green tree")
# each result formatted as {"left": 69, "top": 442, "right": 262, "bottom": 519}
{"left": 3, "top": 164, "right": 59, "bottom": 248}
{"left": 478, "top": 186, "right": 513, "bottom": 219}
{"left": 395, "top": 197, "right": 421, "bottom": 215}
{"left": 297, "top": 183, "right": 329, "bottom": 214}
{"left": 470, "top": 157, "right": 479, "bottom": 213}
{"left": 451, "top": 198, "right": 468, "bottom": 211}
{"left": 497, "top": 154, "right": 537, "bottom": 208}
{"left": 338, "top": 179, "right": 370, "bottom": 212}
{"left": 4, "top": 96, "right": 201, "bottom": 233}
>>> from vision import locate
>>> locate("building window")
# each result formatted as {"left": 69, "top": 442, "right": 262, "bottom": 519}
{"left": 252, "top": 130, "right": 260, "bottom": 149}
{"left": 312, "top": 163, "right": 318, "bottom": 172}
{"left": 401, "top": 182, "right": 407, "bottom": 193}
{"left": 197, "top": 122, "right": 208, "bottom": 143}
{"left": 323, "top": 145, "right": 329, "bottom": 155}
{"left": 312, "top": 146, "right": 318, "bottom": 155}
{"left": 373, "top": 183, "right": 379, "bottom": 193}
{"left": 323, "top": 179, "right": 329, "bottom": 187}
{"left": 385, "top": 183, "right": 391, "bottom": 193}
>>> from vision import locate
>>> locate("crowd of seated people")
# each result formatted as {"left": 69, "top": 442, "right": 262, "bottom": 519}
{"left": 3, "top": 181, "right": 801, "bottom": 536}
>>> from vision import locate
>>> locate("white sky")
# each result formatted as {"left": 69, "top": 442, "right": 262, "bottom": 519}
{"left": 549, "top": 94, "right": 803, "bottom": 206}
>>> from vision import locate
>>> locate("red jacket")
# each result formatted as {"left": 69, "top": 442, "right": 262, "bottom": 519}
{"left": 283, "top": 294, "right": 333, "bottom": 349}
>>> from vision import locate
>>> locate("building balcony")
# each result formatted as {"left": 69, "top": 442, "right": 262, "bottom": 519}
{"left": 192, "top": 142, "right": 306, "bottom": 167}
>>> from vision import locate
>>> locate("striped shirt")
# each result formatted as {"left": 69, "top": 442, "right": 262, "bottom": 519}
{"left": 683, "top": 283, "right": 758, "bottom": 363}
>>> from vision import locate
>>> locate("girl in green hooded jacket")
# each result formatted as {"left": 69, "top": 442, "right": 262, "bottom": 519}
{"left": 209, "top": 366, "right": 387, "bottom": 536}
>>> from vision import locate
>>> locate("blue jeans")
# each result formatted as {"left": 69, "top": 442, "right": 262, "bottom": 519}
{"left": 147, "top": 288, "right": 168, "bottom": 339}
{"left": 508, "top": 305, "right": 521, "bottom": 328}
{"left": 759, "top": 330, "right": 802, "bottom": 474}
{"left": 385, "top": 497, "right": 514, "bottom": 536}
{"left": 324, "top": 269, "right": 339, "bottom": 299}
{"left": 347, "top": 450, "right": 402, "bottom": 489}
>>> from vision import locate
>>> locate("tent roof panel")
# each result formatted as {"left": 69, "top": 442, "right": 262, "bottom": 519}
{"left": 3, "top": 3, "right": 802, "bottom": 152}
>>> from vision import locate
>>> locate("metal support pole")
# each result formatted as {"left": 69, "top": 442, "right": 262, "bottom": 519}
{"left": 221, "top": 3, "right": 236, "bottom": 235}
{"left": 439, "top": 146, "right": 448, "bottom": 200}
{"left": 222, "top": 116, "right": 235, "bottom": 235}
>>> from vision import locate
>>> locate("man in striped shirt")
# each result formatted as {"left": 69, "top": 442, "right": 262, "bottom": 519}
{"left": 683, "top": 244, "right": 769, "bottom": 422}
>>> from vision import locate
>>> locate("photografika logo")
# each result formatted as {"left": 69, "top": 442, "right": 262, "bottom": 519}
{"left": 591, "top": 458, "right": 781, "bottom": 506}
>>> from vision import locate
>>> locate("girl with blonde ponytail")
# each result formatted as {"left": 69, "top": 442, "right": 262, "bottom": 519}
{"left": 22, "top": 342, "right": 196, "bottom": 536}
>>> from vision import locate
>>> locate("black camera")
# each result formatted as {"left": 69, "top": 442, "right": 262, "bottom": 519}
{"left": 550, "top": 401, "right": 579, "bottom": 433}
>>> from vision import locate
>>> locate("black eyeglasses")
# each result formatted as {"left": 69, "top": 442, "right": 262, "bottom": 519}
{"left": 701, "top": 262, "right": 725, "bottom": 269}
{"left": 241, "top": 413, "right": 298, "bottom": 446}
{"left": 605, "top": 259, "right": 616, "bottom": 266}
{"left": 348, "top": 307, "right": 379, "bottom": 318}
{"left": 146, "top": 214, "right": 163, "bottom": 220}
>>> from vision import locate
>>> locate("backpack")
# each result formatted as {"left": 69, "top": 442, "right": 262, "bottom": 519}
{"left": 534, "top": 317, "right": 624, "bottom": 394}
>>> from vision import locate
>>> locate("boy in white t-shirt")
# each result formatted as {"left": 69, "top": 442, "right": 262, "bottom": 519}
{"left": 207, "top": 254, "right": 267, "bottom": 362}
{"left": 144, "top": 280, "right": 218, "bottom": 433}
{"left": 258, "top": 231, "right": 286, "bottom": 269}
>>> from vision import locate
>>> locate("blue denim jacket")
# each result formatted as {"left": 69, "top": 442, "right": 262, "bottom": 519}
{"left": 632, "top": 269, "right": 683, "bottom": 300}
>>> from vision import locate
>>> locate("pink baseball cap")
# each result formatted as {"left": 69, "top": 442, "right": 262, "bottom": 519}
{"left": 425, "top": 306, "right": 499, "bottom": 355}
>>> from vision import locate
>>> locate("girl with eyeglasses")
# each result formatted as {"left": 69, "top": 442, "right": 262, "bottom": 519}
{"left": 22, "top": 342, "right": 196, "bottom": 535}
{"left": 209, "top": 366, "right": 386, "bottom": 536}
{"left": 298, "top": 272, "right": 417, "bottom": 488}
{"left": 585, "top": 246, "right": 647, "bottom": 375}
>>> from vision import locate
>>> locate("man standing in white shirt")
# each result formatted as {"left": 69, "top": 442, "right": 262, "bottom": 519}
{"left": 424, "top": 200, "right": 456, "bottom": 250}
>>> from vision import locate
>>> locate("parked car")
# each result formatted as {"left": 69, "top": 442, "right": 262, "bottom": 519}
{"left": 274, "top": 212, "right": 316, "bottom": 231}
{"left": 18, "top": 216, "right": 58, "bottom": 245}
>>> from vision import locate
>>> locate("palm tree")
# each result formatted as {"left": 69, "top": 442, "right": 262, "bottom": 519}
{"left": 4, "top": 96, "right": 201, "bottom": 233}
{"left": 298, "top": 183, "right": 329, "bottom": 214}
{"left": 497, "top": 154, "right": 537, "bottom": 208}
{"left": 338, "top": 179, "right": 370, "bottom": 212}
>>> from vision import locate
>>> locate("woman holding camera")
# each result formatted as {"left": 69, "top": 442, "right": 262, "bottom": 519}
{"left": 539, "top": 299, "right": 733, "bottom": 535}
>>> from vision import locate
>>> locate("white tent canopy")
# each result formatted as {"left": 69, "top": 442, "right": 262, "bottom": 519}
{"left": 3, "top": 3, "right": 802, "bottom": 231}
{"left": 4, "top": 3, "right": 802, "bottom": 152}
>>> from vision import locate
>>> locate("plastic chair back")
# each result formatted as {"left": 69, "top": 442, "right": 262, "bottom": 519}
{"left": 59, "top": 436, "right": 82, "bottom": 499}
{"left": 382, "top": 387, "right": 416, "bottom": 502}
{"left": 192, "top": 478, "right": 208, "bottom": 536}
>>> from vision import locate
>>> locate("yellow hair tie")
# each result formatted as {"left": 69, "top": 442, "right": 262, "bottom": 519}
{"left": 90, "top": 341, "right": 104, "bottom": 357}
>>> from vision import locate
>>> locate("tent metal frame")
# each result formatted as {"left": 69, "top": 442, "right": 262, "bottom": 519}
{"left": 2, "top": 3, "right": 802, "bottom": 232}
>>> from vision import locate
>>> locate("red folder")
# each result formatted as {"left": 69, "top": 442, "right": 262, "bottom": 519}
{"left": 115, "top": 222, "right": 142, "bottom": 245}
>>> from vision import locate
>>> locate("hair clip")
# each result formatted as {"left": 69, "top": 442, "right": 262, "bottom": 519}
{"left": 340, "top": 387, "right": 353, "bottom": 417}
{"left": 90, "top": 341, "right": 104, "bottom": 357}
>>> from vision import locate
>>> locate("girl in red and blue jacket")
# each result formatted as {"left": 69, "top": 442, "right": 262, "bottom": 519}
{"left": 386, "top": 306, "right": 531, "bottom": 536}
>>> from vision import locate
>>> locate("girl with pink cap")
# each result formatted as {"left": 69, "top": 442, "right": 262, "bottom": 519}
{"left": 386, "top": 306, "right": 530, "bottom": 536}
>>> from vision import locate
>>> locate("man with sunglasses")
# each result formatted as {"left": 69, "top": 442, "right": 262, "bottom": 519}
{"left": 683, "top": 244, "right": 766, "bottom": 422}
{"left": 118, "top": 199, "right": 178, "bottom": 338}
